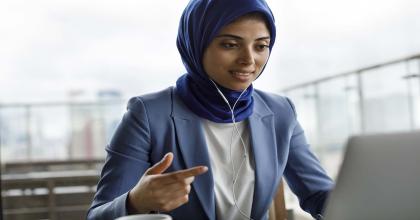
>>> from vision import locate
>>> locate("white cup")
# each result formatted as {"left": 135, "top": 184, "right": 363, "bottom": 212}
{"left": 115, "top": 214, "right": 172, "bottom": 220}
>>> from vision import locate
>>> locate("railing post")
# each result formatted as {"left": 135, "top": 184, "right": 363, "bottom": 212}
{"left": 0, "top": 104, "right": 3, "bottom": 220}
{"left": 47, "top": 180, "right": 57, "bottom": 220}
{"left": 417, "top": 58, "right": 420, "bottom": 129}
{"left": 68, "top": 102, "right": 74, "bottom": 159}
{"left": 404, "top": 60, "right": 415, "bottom": 130}
{"left": 0, "top": 104, "right": 3, "bottom": 153}
{"left": 313, "top": 83, "right": 324, "bottom": 161}
{"left": 356, "top": 71, "right": 366, "bottom": 133}
{"left": 25, "top": 104, "right": 33, "bottom": 161}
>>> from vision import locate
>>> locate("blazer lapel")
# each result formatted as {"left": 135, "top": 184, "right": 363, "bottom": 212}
{"left": 171, "top": 88, "right": 216, "bottom": 220}
{"left": 249, "top": 94, "right": 278, "bottom": 219}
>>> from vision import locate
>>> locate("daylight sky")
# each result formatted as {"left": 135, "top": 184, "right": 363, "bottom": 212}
{"left": 1, "top": 0, "right": 420, "bottom": 103}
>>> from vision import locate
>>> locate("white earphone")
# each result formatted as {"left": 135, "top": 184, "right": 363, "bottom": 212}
{"left": 210, "top": 80, "right": 254, "bottom": 220}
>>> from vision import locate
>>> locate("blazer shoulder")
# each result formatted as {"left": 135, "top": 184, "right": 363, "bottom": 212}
{"left": 254, "top": 89, "right": 297, "bottom": 119}
{"left": 127, "top": 87, "right": 173, "bottom": 115}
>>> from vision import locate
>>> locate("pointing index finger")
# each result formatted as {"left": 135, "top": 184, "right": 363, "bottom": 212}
{"left": 163, "top": 166, "right": 208, "bottom": 181}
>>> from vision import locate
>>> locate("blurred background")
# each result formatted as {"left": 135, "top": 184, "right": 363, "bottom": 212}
{"left": 1, "top": 0, "right": 420, "bottom": 219}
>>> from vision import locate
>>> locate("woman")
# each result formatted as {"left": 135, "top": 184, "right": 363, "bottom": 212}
{"left": 87, "top": 0, "right": 333, "bottom": 219}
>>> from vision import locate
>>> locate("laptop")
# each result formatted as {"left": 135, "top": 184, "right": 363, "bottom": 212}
{"left": 323, "top": 131, "right": 420, "bottom": 220}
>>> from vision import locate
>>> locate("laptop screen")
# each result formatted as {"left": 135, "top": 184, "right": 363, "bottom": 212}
{"left": 323, "top": 131, "right": 420, "bottom": 220}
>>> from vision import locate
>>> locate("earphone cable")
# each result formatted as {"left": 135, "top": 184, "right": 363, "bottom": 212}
{"left": 210, "top": 80, "right": 254, "bottom": 220}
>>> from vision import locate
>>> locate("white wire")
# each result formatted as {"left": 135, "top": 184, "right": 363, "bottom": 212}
{"left": 210, "top": 80, "right": 254, "bottom": 220}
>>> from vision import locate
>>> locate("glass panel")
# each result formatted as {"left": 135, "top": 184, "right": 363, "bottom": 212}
{"left": 96, "top": 102, "right": 126, "bottom": 158}
{"left": 317, "top": 75, "right": 359, "bottom": 178}
{"left": 67, "top": 102, "right": 125, "bottom": 159}
{"left": 361, "top": 63, "right": 412, "bottom": 133}
{"left": 286, "top": 85, "right": 319, "bottom": 149}
{"left": 29, "top": 106, "right": 69, "bottom": 160}
{"left": 68, "top": 104, "right": 102, "bottom": 159}
{"left": 0, "top": 107, "right": 29, "bottom": 162}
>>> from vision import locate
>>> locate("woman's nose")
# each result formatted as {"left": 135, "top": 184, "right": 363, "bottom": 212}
{"left": 237, "top": 47, "right": 255, "bottom": 65}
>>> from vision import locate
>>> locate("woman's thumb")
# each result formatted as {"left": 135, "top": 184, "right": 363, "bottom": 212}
{"left": 146, "top": 152, "right": 173, "bottom": 175}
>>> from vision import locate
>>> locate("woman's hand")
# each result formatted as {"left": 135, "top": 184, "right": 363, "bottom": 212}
{"left": 127, "top": 152, "right": 208, "bottom": 214}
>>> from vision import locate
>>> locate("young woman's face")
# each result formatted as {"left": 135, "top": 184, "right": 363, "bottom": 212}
{"left": 202, "top": 16, "right": 271, "bottom": 91}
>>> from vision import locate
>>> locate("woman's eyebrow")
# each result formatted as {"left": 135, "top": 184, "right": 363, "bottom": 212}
{"left": 215, "top": 34, "right": 270, "bottom": 41}
{"left": 256, "top": 36, "right": 270, "bottom": 41}
{"left": 215, "top": 34, "right": 242, "bottom": 39}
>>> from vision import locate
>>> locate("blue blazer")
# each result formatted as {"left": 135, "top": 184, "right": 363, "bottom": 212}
{"left": 87, "top": 87, "right": 333, "bottom": 220}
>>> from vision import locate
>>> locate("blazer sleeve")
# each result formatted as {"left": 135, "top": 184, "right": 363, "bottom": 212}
{"left": 283, "top": 98, "right": 334, "bottom": 218}
{"left": 87, "top": 97, "right": 153, "bottom": 220}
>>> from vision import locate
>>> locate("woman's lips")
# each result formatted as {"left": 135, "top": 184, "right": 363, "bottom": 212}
{"left": 229, "top": 71, "right": 254, "bottom": 82}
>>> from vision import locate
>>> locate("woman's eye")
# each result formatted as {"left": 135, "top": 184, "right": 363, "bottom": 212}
{"left": 221, "top": 43, "right": 238, "bottom": 49}
{"left": 257, "top": 44, "right": 269, "bottom": 50}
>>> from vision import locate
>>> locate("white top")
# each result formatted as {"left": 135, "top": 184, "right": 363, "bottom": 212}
{"left": 202, "top": 119, "right": 255, "bottom": 220}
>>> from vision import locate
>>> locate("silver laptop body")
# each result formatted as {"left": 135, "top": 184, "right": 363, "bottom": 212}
{"left": 323, "top": 131, "right": 420, "bottom": 220}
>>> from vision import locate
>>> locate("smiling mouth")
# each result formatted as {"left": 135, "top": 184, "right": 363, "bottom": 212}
{"left": 229, "top": 70, "right": 255, "bottom": 76}
{"left": 231, "top": 71, "right": 251, "bottom": 75}
{"left": 229, "top": 70, "right": 255, "bottom": 82}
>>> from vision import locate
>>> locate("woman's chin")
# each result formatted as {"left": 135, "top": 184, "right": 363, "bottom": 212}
{"left": 225, "top": 83, "right": 252, "bottom": 92}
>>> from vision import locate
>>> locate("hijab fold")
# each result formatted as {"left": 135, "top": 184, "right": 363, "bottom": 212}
{"left": 176, "top": 0, "right": 276, "bottom": 123}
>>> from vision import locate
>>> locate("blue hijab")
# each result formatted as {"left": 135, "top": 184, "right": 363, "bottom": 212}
{"left": 176, "top": 0, "right": 276, "bottom": 123}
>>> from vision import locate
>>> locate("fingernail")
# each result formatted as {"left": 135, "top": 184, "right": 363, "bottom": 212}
{"left": 202, "top": 166, "right": 208, "bottom": 172}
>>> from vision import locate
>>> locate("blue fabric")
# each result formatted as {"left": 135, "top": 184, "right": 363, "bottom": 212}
{"left": 87, "top": 87, "right": 334, "bottom": 220}
{"left": 176, "top": 0, "right": 276, "bottom": 123}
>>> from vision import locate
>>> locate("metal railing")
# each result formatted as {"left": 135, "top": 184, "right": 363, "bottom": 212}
{"left": 281, "top": 53, "right": 420, "bottom": 177}
{"left": 0, "top": 100, "right": 125, "bottom": 162}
